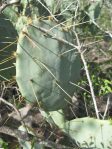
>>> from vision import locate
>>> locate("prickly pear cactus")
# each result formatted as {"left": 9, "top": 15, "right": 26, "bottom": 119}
{"left": 88, "top": 0, "right": 103, "bottom": 22}
{"left": 0, "top": 14, "right": 17, "bottom": 80}
{"left": 64, "top": 117, "right": 112, "bottom": 149}
{"left": 2, "top": 0, "right": 79, "bottom": 34}
{"left": 16, "top": 19, "right": 81, "bottom": 111}
{"left": 1, "top": 1, "right": 112, "bottom": 149}
{"left": 47, "top": 111, "right": 112, "bottom": 149}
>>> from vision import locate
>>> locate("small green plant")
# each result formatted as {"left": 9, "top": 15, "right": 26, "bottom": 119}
{"left": 99, "top": 79, "right": 112, "bottom": 95}
{"left": 0, "top": 138, "right": 8, "bottom": 149}
{"left": 79, "top": 63, "right": 112, "bottom": 99}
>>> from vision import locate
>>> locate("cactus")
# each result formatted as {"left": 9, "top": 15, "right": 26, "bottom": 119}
{"left": 0, "top": 14, "right": 17, "bottom": 80}
{"left": 88, "top": 0, "right": 103, "bottom": 22}
{"left": 2, "top": 2, "right": 31, "bottom": 33}
{"left": 1, "top": 0, "right": 81, "bottom": 118}
{"left": 63, "top": 117, "right": 112, "bottom": 149}
{"left": 2, "top": 0, "right": 78, "bottom": 33}
{"left": 42, "top": 109, "right": 112, "bottom": 148}
{"left": 46, "top": 111, "right": 112, "bottom": 149}
{"left": 1, "top": 1, "right": 111, "bottom": 149}
{"left": 16, "top": 19, "right": 81, "bottom": 111}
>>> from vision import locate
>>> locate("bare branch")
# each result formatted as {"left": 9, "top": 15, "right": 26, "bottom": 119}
{"left": 103, "top": 97, "right": 110, "bottom": 120}
{"left": 73, "top": 30, "right": 100, "bottom": 119}
{"left": 0, "top": 126, "right": 30, "bottom": 140}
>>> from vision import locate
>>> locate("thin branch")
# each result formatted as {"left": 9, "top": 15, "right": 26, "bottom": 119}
{"left": 0, "top": 0, "right": 20, "bottom": 13}
{"left": 0, "top": 97, "right": 31, "bottom": 133}
{"left": 80, "top": 52, "right": 99, "bottom": 119}
{"left": 69, "top": 81, "right": 91, "bottom": 94}
{"left": 0, "top": 74, "right": 9, "bottom": 81}
{"left": 103, "top": 97, "right": 110, "bottom": 120}
{"left": 85, "top": 11, "right": 112, "bottom": 39}
{"left": 0, "top": 126, "right": 30, "bottom": 141}
{"left": 73, "top": 30, "right": 99, "bottom": 119}
{"left": 29, "top": 23, "right": 104, "bottom": 51}
{"left": 29, "top": 24, "right": 78, "bottom": 49}
{"left": 37, "top": 0, "right": 58, "bottom": 22}
{"left": 0, "top": 3, "right": 7, "bottom": 13}
{"left": 0, "top": 97, "right": 20, "bottom": 117}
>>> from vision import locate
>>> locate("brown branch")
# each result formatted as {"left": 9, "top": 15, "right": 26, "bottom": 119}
{"left": 0, "top": 126, "right": 30, "bottom": 140}
{"left": 0, "top": 0, "right": 20, "bottom": 13}
{"left": 0, "top": 3, "right": 7, "bottom": 13}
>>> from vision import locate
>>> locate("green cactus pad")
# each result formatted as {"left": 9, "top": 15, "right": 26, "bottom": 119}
{"left": 63, "top": 117, "right": 112, "bottom": 149}
{"left": 0, "top": 14, "right": 17, "bottom": 80}
{"left": 16, "top": 19, "right": 81, "bottom": 111}
{"left": 47, "top": 112, "right": 112, "bottom": 149}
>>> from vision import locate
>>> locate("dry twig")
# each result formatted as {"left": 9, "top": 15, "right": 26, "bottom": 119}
{"left": 73, "top": 29, "right": 99, "bottom": 119}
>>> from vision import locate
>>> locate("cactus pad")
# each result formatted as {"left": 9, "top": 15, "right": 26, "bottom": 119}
{"left": 16, "top": 19, "right": 81, "bottom": 111}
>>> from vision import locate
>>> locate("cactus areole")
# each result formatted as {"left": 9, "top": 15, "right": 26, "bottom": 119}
{"left": 16, "top": 19, "right": 81, "bottom": 111}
